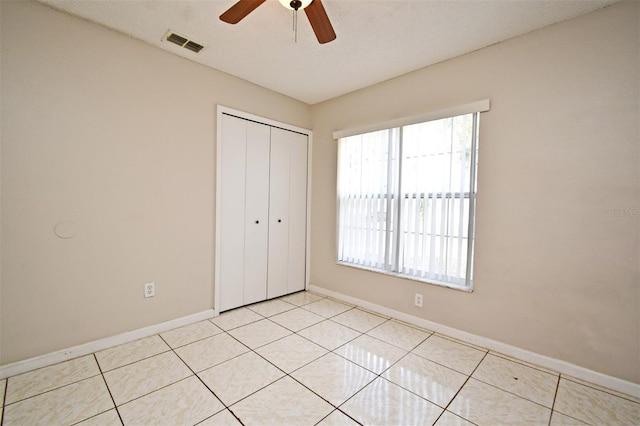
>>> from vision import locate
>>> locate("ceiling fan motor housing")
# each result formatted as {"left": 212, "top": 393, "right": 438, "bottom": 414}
{"left": 221, "top": 0, "right": 336, "bottom": 44}
{"left": 279, "top": 0, "right": 312, "bottom": 11}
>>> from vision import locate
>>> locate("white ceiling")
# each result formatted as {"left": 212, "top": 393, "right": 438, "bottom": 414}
{"left": 42, "top": 0, "right": 618, "bottom": 105}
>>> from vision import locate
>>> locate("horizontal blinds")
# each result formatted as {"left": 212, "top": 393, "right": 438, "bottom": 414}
{"left": 333, "top": 99, "right": 489, "bottom": 140}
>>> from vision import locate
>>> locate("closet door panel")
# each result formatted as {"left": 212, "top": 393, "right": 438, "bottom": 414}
{"left": 266, "top": 131, "right": 291, "bottom": 299}
{"left": 217, "top": 108, "right": 309, "bottom": 312}
{"left": 219, "top": 114, "right": 247, "bottom": 312}
{"left": 267, "top": 128, "right": 308, "bottom": 298}
{"left": 243, "top": 122, "right": 270, "bottom": 305}
{"left": 287, "top": 132, "right": 308, "bottom": 293}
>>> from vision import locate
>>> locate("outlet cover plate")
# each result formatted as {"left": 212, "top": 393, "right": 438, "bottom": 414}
{"left": 414, "top": 293, "right": 423, "bottom": 307}
{"left": 144, "top": 282, "right": 155, "bottom": 298}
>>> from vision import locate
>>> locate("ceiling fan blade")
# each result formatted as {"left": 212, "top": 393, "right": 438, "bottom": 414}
{"left": 304, "top": 0, "right": 336, "bottom": 44}
{"left": 220, "top": 0, "right": 267, "bottom": 24}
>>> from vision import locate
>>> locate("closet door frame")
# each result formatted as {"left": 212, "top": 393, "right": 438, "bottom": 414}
{"left": 214, "top": 105, "right": 313, "bottom": 315}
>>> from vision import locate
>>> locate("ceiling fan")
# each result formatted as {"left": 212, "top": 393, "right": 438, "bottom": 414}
{"left": 219, "top": 0, "right": 336, "bottom": 44}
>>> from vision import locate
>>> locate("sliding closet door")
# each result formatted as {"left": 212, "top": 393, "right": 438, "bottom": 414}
{"left": 267, "top": 127, "right": 308, "bottom": 298}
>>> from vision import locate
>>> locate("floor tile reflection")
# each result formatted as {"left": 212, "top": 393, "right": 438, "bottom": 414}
{"left": 292, "top": 353, "right": 376, "bottom": 406}
{"left": 341, "top": 377, "right": 443, "bottom": 425}
{"left": 367, "top": 320, "right": 431, "bottom": 350}
{"left": 332, "top": 308, "right": 388, "bottom": 333}
{"left": 335, "top": 334, "right": 406, "bottom": 374}
{"left": 383, "top": 352, "right": 467, "bottom": 406}
{"left": 412, "top": 334, "right": 486, "bottom": 375}
{"left": 2, "top": 291, "right": 637, "bottom": 426}
{"left": 297, "top": 320, "right": 360, "bottom": 351}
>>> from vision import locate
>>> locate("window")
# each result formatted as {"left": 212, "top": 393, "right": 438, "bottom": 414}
{"left": 336, "top": 110, "right": 480, "bottom": 290}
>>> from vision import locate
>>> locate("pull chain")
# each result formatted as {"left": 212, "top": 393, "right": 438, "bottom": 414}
{"left": 292, "top": 9, "right": 298, "bottom": 42}
{"left": 289, "top": 0, "right": 302, "bottom": 43}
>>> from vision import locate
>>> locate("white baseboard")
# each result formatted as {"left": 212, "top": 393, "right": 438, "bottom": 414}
{"left": 0, "top": 309, "right": 215, "bottom": 380}
{"left": 309, "top": 284, "right": 640, "bottom": 399}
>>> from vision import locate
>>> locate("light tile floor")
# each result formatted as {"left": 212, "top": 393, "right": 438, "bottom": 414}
{"left": 1, "top": 291, "right": 639, "bottom": 425}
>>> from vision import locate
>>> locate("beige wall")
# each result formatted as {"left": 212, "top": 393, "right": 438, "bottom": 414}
{"left": 309, "top": 1, "right": 639, "bottom": 383}
{"left": 1, "top": 0, "right": 638, "bottom": 386}
{"left": 0, "top": 0, "right": 311, "bottom": 364}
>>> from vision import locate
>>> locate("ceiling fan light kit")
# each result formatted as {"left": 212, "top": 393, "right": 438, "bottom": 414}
{"left": 220, "top": 0, "right": 336, "bottom": 44}
{"left": 278, "top": 0, "right": 312, "bottom": 10}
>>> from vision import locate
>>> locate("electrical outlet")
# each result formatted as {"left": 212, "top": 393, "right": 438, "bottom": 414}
{"left": 144, "top": 282, "right": 155, "bottom": 298}
{"left": 414, "top": 293, "right": 423, "bottom": 307}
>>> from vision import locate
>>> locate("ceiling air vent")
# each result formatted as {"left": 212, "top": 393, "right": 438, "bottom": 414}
{"left": 164, "top": 31, "right": 204, "bottom": 53}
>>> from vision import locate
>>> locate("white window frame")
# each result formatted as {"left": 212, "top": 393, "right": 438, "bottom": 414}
{"left": 334, "top": 100, "right": 489, "bottom": 291}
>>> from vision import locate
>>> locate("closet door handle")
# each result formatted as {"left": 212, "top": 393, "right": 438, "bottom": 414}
{"left": 277, "top": 219, "right": 282, "bottom": 223}
{"left": 255, "top": 220, "right": 260, "bottom": 224}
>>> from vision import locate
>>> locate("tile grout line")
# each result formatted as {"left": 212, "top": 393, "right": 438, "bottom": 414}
{"left": 468, "top": 370, "right": 560, "bottom": 409}
{"left": 99, "top": 348, "right": 174, "bottom": 375}
{"left": 96, "top": 308, "right": 562, "bottom": 426}
{"left": 430, "top": 332, "right": 489, "bottom": 352}
{"left": 218, "top": 319, "right": 345, "bottom": 425}
{"left": 157, "top": 332, "right": 247, "bottom": 426}
{"left": 283, "top": 352, "right": 366, "bottom": 425}
{"left": 401, "top": 333, "right": 482, "bottom": 377}
{"left": 101, "top": 330, "right": 238, "bottom": 423}
{"left": 486, "top": 351, "right": 561, "bottom": 377}
{"left": 206, "top": 321, "right": 299, "bottom": 423}
{"left": 0, "top": 376, "right": 6, "bottom": 426}
{"left": 311, "top": 318, "right": 432, "bottom": 424}
{"left": 547, "top": 376, "right": 597, "bottom": 426}
{"left": 2, "top": 355, "right": 122, "bottom": 425}
{"left": 433, "top": 350, "right": 490, "bottom": 425}
{"left": 274, "top": 302, "right": 444, "bottom": 424}
{"left": 82, "top": 353, "right": 124, "bottom": 426}
{"left": 111, "top": 298, "right": 609, "bottom": 425}
{"left": 238, "top": 302, "right": 370, "bottom": 424}
{"left": 370, "top": 332, "right": 473, "bottom": 426}
{"left": 403, "top": 331, "right": 567, "bottom": 415}
{"left": 559, "top": 374, "right": 640, "bottom": 405}
{"left": 1, "top": 371, "right": 104, "bottom": 408}
{"left": 100, "top": 352, "right": 193, "bottom": 407}
{"left": 5, "top": 291, "right": 638, "bottom": 425}
{"left": 548, "top": 374, "right": 562, "bottom": 426}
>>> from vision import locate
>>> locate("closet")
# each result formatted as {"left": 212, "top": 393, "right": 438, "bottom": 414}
{"left": 216, "top": 108, "right": 310, "bottom": 313}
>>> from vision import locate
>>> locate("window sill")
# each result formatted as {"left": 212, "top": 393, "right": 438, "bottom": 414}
{"left": 335, "top": 261, "right": 474, "bottom": 293}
